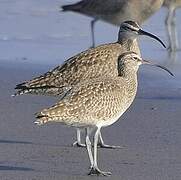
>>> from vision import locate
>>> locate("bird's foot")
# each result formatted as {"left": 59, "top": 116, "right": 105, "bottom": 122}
{"left": 98, "top": 142, "right": 124, "bottom": 149}
{"left": 88, "top": 167, "right": 111, "bottom": 176}
{"left": 72, "top": 141, "right": 86, "bottom": 147}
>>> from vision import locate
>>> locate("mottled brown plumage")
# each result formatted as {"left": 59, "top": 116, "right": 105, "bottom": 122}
{"left": 14, "top": 21, "right": 142, "bottom": 149}
{"left": 14, "top": 41, "right": 140, "bottom": 97}
{"left": 35, "top": 76, "right": 137, "bottom": 127}
{"left": 35, "top": 52, "right": 142, "bottom": 127}
{"left": 14, "top": 20, "right": 168, "bottom": 97}
{"left": 14, "top": 21, "right": 166, "bottom": 148}
{"left": 14, "top": 21, "right": 166, "bottom": 97}
{"left": 35, "top": 51, "right": 173, "bottom": 176}
{"left": 35, "top": 52, "right": 140, "bottom": 176}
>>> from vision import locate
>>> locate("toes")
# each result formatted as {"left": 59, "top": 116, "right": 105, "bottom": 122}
{"left": 100, "top": 171, "right": 112, "bottom": 176}
{"left": 72, "top": 141, "right": 86, "bottom": 147}
{"left": 98, "top": 143, "right": 125, "bottom": 149}
{"left": 88, "top": 167, "right": 112, "bottom": 176}
{"left": 103, "top": 171, "right": 112, "bottom": 176}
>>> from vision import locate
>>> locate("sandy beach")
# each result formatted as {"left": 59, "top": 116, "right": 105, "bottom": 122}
{"left": 0, "top": 61, "right": 180, "bottom": 180}
{"left": 0, "top": 0, "right": 181, "bottom": 179}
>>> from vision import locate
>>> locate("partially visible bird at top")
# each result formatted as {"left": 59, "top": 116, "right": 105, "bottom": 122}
{"left": 163, "top": 0, "right": 181, "bottom": 52}
{"left": 13, "top": 21, "right": 166, "bottom": 148}
{"left": 61, "top": 0, "right": 164, "bottom": 47}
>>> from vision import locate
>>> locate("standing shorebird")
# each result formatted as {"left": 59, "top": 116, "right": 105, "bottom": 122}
{"left": 61, "top": 0, "right": 164, "bottom": 47}
{"left": 163, "top": 0, "right": 181, "bottom": 51}
{"left": 35, "top": 52, "right": 173, "bottom": 176}
{"left": 13, "top": 21, "right": 166, "bottom": 148}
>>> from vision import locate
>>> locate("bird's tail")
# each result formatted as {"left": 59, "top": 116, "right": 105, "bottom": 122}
{"left": 12, "top": 82, "right": 30, "bottom": 97}
{"left": 12, "top": 82, "right": 64, "bottom": 97}
{"left": 34, "top": 111, "right": 51, "bottom": 125}
{"left": 34, "top": 106, "right": 63, "bottom": 125}
{"left": 12, "top": 90, "right": 29, "bottom": 97}
{"left": 61, "top": 1, "right": 84, "bottom": 12}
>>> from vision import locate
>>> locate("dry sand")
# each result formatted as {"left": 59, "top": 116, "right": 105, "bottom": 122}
{"left": 0, "top": 61, "right": 181, "bottom": 180}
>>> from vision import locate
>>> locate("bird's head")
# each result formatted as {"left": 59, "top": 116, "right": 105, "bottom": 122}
{"left": 117, "top": 52, "right": 173, "bottom": 77}
{"left": 118, "top": 21, "right": 166, "bottom": 48}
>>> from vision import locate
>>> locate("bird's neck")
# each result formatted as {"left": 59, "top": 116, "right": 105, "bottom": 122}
{"left": 119, "top": 68, "right": 138, "bottom": 79}
{"left": 121, "top": 69, "right": 138, "bottom": 96}
{"left": 117, "top": 37, "right": 136, "bottom": 50}
{"left": 118, "top": 62, "right": 139, "bottom": 83}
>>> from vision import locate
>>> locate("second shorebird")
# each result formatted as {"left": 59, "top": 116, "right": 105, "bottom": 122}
{"left": 35, "top": 52, "right": 173, "bottom": 176}
{"left": 13, "top": 21, "right": 166, "bottom": 148}
{"left": 61, "top": 0, "right": 164, "bottom": 47}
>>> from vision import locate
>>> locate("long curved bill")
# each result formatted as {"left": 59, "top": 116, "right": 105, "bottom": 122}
{"left": 142, "top": 59, "right": 174, "bottom": 76}
{"left": 138, "top": 29, "right": 166, "bottom": 48}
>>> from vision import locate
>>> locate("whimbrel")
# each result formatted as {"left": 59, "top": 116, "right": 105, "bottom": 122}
{"left": 35, "top": 51, "right": 173, "bottom": 176}
{"left": 61, "top": 0, "right": 164, "bottom": 47}
{"left": 13, "top": 21, "right": 166, "bottom": 148}
{"left": 163, "top": 0, "right": 181, "bottom": 51}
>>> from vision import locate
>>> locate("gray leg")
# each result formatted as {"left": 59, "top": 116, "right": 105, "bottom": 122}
{"left": 73, "top": 128, "right": 86, "bottom": 147}
{"left": 85, "top": 127, "right": 94, "bottom": 168}
{"left": 168, "top": 50, "right": 177, "bottom": 62}
{"left": 171, "top": 9, "right": 179, "bottom": 50}
{"left": 90, "top": 18, "right": 98, "bottom": 48}
{"left": 88, "top": 127, "right": 111, "bottom": 176}
{"left": 73, "top": 128, "right": 123, "bottom": 149}
{"left": 165, "top": 6, "right": 178, "bottom": 51}
{"left": 98, "top": 131, "right": 123, "bottom": 149}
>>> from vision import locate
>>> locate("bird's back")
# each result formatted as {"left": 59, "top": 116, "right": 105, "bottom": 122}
{"left": 62, "top": 0, "right": 164, "bottom": 25}
{"left": 14, "top": 40, "right": 140, "bottom": 97}
{"left": 102, "top": 0, "right": 164, "bottom": 25}
{"left": 62, "top": 0, "right": 126, "bottom": 15}
{"left": 35, "top": 76, "right": 138, "bottom": 127}
{"left": 163, "top": 0, "right": 181, "bottom": 8}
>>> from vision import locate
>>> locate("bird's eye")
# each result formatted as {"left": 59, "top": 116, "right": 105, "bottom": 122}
{"left": 133, "top": 56, "right": 141, "bottom": 62}
{"left": 122, "top": 25, "right": 137, "bottom": 32}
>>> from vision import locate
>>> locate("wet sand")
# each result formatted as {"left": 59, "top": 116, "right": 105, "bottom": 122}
{"left": 0, "top": 62, "right": 181, "bottom": 180}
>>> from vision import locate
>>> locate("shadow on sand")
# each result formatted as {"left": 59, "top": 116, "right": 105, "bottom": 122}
{"left": 0, "top": 165, "right": 33, "bottom": 171}
{"left": 0, "top": 139, "right": 33, "bottom": 145}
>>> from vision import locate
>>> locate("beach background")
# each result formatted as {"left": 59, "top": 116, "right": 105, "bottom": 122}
{"left": 0, "top": 0, "right": 181, "bottom": 179}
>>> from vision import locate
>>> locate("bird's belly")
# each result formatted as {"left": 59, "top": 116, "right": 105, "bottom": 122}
{"left": 96, "top": 94, "right": 136, "bottom": 128}
{"left": 98, "top": 112, "right": 124, "bottom": 128}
